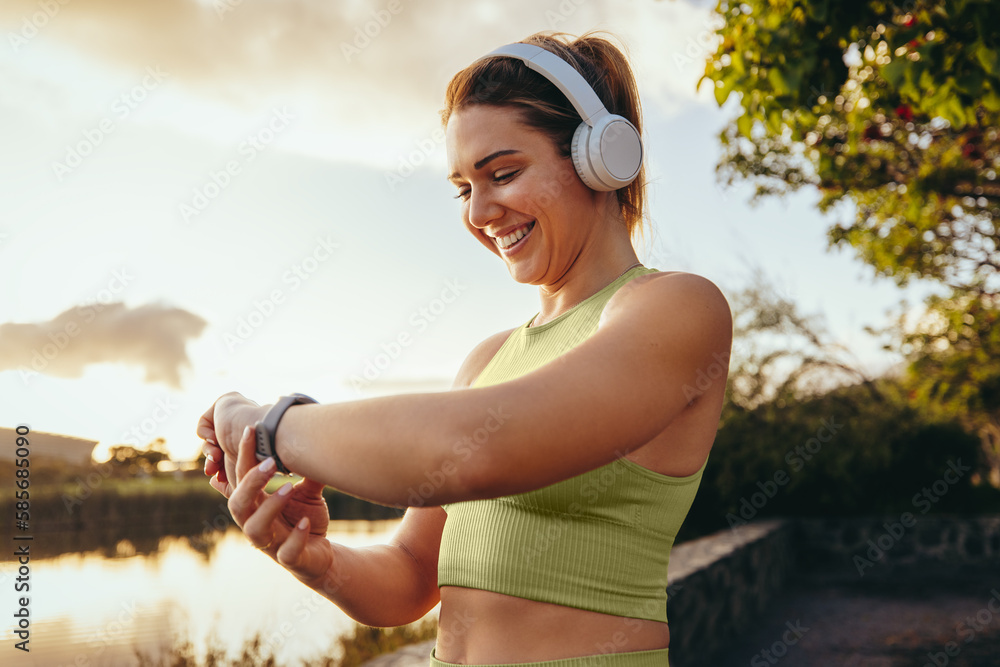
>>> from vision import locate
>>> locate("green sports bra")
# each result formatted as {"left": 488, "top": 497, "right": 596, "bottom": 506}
{"left": 437, "top": 265, "right": 707, "bottom": 624}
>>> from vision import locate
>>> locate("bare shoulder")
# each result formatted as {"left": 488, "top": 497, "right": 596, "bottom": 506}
{"left": 452, "top": 327, "right": 518, "bottom": 389}
{"left": 601, "top": 270, "right": 732, "bottom": 332}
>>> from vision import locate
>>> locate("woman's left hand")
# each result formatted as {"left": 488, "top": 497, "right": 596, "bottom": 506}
{"left": 197, "top": 392, "right": 269, "bottom": 493}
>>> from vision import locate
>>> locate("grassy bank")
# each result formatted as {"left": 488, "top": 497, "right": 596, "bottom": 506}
{"left": 133, "top": 618, "right": 438, "bottom": 666}
{"left": 0, "top": 462, "right": 403, "bottom": 560}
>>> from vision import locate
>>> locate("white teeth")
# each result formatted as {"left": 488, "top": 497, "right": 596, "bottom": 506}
{"left": 496, "top": 223, "right": 532, "bottom": 250}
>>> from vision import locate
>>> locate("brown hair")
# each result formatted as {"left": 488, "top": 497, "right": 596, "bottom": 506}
{"left": 440, "top": 31, "right": 648, "bottom": 243}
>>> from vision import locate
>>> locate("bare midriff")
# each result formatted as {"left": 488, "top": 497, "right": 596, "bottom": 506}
{"left": 434, "top": 586, "right": 669, "bottom": 663}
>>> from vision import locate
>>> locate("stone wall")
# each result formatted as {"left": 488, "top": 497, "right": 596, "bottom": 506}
{"left": 665, "top": 520, "right": 792, "bottom": 667}
{"left": 794, "top": 514, "right": 1000, "bottom": 580}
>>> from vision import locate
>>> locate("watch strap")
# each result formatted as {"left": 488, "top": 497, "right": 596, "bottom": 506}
{"left": 255, "top": 393, "right": 317, "bottom": 474}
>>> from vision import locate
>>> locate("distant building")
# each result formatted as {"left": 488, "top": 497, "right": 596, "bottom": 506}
{"left": 1, "top": 427, "right": 97, "bottom": 466}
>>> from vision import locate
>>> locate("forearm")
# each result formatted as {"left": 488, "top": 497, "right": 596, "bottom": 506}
{"left": 307, "top": 541, "right": 438, "bottom": 627}
{"left": 275, "top": 390, "right": 502, "bottom": 507}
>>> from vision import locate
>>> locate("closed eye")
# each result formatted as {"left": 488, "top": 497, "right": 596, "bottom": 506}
{"left": 453, "top": 169, "right": 521, "bottom": 201}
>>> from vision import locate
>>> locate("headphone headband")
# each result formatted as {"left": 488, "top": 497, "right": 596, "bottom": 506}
{"left": 475, "top": 43, "right": 608, "bottom": 126}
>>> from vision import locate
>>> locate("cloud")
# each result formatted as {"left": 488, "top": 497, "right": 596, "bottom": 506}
{"left": 0, "top": 302, "right": 207, "bottom": 388}
{"left": 0, "top": 0, "right": 720, "bottom": 165}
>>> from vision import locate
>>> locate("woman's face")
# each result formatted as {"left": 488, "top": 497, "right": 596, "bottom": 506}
{"left": 446, "top": 104, "right": 604, "bottom": 285}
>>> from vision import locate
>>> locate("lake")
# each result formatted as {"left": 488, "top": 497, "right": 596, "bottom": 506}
{"left": 0, "top": 519, "right": 438, "bottom": 666}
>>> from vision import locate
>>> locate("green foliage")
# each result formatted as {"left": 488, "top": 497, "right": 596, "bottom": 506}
{"left": 702, "top": 0, "right": 1000, "bottom": 292}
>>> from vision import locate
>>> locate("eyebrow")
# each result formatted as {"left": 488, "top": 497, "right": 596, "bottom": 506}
{"left": 448, "top": 149, "right": 521, "bottom": 181}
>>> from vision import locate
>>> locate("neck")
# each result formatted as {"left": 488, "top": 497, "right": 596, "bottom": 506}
{"left": 531, "top": 242, "right": 642, "bottom": 328}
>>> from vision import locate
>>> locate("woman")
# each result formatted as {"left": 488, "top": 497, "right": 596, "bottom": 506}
{"left": 199, "top": 31, "right": 731, "bottom": 667}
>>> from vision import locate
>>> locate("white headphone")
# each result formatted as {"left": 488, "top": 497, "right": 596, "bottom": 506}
{"left": 474, "top": 42, "right": 643, "bottom": 192}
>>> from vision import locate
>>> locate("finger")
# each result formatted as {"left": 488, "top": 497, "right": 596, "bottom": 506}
{"left": 227, "top": 457, "right": 277, "bottom": 526}
{"left": 203, "top": 443, "right": 224, "bottom": 477}
{"left": 202, "top": 442, "right": 224, "bottom": 460}
{"left": 208, "top": 473, "right": 233, "bottom": 498}
{"left": 243, "top": 481, "right": 295, "bottom": 549}
{"left": 196, "top": 401, "right": 219, "bottom": 444}
{"left": 276, "top": 517, "right": 310, "bottom": 567}
{"left": 236, "top": 423, "right": 261, "bottom": 484}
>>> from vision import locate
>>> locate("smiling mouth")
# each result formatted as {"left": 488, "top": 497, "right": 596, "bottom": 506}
{"left": 496, "top": 221, "right": 536, "bottom": 250}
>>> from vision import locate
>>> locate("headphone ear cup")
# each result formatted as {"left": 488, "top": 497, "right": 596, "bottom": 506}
{"left": 587, "top": 114, "right": 642, "bottom": 191}
{"left": 571, "top": 121, "right": 606, "bottom": 191}
{"left": 572, "top": 116, "right": 642, "bottom": 192}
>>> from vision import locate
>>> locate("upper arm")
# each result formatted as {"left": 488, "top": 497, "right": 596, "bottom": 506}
{"left": 387, "top": 505, "right": 448, "bottom": 614}
{"left": 466, "top": 272, "right": 733, "bottom": 497}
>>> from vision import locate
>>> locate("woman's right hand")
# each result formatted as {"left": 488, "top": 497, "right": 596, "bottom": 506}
{"left": 215, "top": 426, "right": 337, "bottom": 587}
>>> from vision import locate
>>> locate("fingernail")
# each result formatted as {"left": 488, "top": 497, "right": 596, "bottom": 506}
{"left": 205, "top": 453, "right": 215, "bottom": 463}
{"left": 258, "top": 457, "right": 276, "bottom": 474}
{"left": 207, "top": 437, "right": 216, "bottom": 445}
{"left": 242, "top": 425, "right": 252, "bottom": 440}
{"left": 297, "top": 517, "right": 308, "bottom": 530}
{"left": 277, "top": 482, "right": 293, "bottom": 496}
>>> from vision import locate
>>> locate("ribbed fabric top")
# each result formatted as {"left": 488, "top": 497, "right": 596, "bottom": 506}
{"left": 437, "top": 265, "right": 707, "bottom": 623}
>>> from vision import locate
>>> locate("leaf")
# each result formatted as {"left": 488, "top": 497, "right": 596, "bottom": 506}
{"left": 768, "top": 67, "right": 790, "bottom": 95}
{"left": 982, "top": 84, "right": 1000, "bottom": 111}
{"left": 881, "top": 57, "right": 908, "bottom": 88}
{"left": 715, "top": 72, "right": 739, "bottom": 106}
{"left": 767, "top": 109, "right": 783, "bottom": 133}
{"left": 737, "top": 114, "right": 754, "bottom": 139}
{"left": 974, "top": 40, "right": 1000, "bottom": 75}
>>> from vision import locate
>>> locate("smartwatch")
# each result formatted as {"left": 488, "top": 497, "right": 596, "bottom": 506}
{"left": 255, "top": 393, "right": 318, "bottom": 474}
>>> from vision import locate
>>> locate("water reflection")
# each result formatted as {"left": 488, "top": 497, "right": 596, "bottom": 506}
{"left": 0, "top": 520, "right": 437, "bottom": 666}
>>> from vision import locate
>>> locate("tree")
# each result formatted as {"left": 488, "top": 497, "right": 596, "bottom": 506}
{"left": 107, "top": 437, "right": 171, "bottom": 476}
{"left": 700, "top": 0, "right": 1000, "bottom": 485}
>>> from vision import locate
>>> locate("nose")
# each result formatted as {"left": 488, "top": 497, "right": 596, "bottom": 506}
{"left": 466, "top": 186, "right": 504, "bottom": 230}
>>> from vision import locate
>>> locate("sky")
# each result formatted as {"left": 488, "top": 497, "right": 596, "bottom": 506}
{"left": 0, "top": 0, "right": 941, "bottom": 462}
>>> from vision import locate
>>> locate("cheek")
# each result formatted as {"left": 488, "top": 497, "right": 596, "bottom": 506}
{"left": 463, "top": 216, "right": 501, "bottom": 256}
